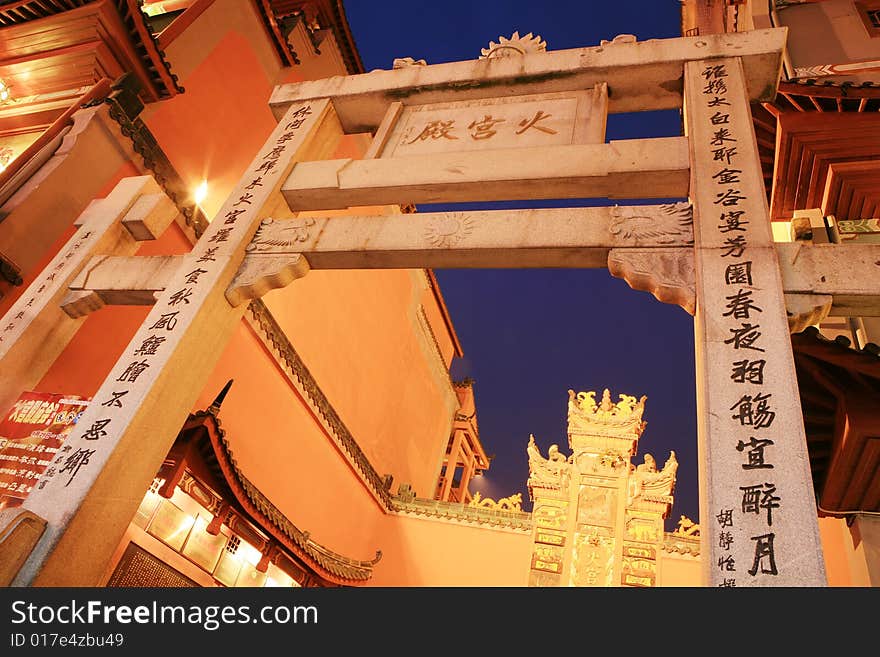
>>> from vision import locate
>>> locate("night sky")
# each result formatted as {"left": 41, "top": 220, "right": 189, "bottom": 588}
{"left": 344, "top": 2, "right": 698, "bottom": 529}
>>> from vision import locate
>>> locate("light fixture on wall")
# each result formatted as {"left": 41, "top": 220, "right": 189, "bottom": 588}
{"left": 0, "top": 79, "right": 11, "bottom": 103}
{"left": 193, "top": 179, "right": 208, "bottom": 206}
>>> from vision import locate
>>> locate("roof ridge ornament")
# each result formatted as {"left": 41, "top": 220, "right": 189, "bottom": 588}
{"left": 567, "top": 388, "right": 647, "bottom": 438}
{"left": 480, "top": 31, "right": 547, "bottom": 59}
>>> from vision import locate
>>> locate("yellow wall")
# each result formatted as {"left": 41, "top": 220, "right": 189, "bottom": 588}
{"left": 819, "top": 515, "right": 873, "bottom": 586}
{"left": 370, "top": 513, "right": 532, "bottom": 586}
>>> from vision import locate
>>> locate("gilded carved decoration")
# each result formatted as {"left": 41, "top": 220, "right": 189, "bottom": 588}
{"left": 673, "top": 515, "right": 700, "bottom": 537}
{"left": 527, "top": 387, "right": 687, "bottom": 587}
{"left": 571, "top": 529, "right": 614, "bottom": 587}
{"left": 527, "top": 434, "right": 571, "bottom": 496}
{"left": 629, "top": 451, "right": 678, "bottom": 501}
{"left": 532, "top": 500, "right": 568, "bottom": 531}
{"left": 577, "top": 485, "right": 617, "bottom": 527}
{"left": 567, "top": 388, "right": 647, "bottom": 439}
{"left": 624, "top": 517, "right": 659, "bottom": 543}
{"left": 468, "top": 492, "right": 523, "bottom": 511}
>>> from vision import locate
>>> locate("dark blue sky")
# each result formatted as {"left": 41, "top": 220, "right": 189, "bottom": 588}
{"left": 344, "top": 2, "right": 698, "bottom": 528}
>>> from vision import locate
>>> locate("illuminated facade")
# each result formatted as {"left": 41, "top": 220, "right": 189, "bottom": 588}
{"left": 0, "top": 1, "right": 876, "bottom": 588}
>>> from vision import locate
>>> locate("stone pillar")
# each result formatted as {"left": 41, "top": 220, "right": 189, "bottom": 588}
{"left": 0, "top": 98, "right": 342, "bottom": 586}
{"left": 0, "top": 177, "right": 177, "bottom": 416}
{"left": 685, "top": 57, "right": 826, "bottom": 586}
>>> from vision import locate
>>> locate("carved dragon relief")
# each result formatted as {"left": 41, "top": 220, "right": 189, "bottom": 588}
{"left": 672, "top": 515, "right": 700, "bottom": 537}
{"left": 469, "top": 491, "right": 523, "bottom": 511}
{"left": 226, "top": 218, "right": 316, "bottom": 306}
{"left": 527, "top": 434, "right": 571, "bottom": 495}
{"left": 246, "top": 217, "right": 317, "bottom": 252}
{"left": 627, "top": 451, "right": 678, "bottom": 505}
{"left": 608, "top": 202, "right": 693, "bottom": 246}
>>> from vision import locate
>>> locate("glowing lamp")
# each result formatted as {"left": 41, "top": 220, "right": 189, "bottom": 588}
{"left": 194, "top": 180, "right": 208, "bottom": 206}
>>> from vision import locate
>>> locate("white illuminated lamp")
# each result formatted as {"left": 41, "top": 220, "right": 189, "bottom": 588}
{"left": 0, "top": 79, "right": 10, "bottom": 103}
{"left": 193, "top": 179, "right": 208, "bottom": 206}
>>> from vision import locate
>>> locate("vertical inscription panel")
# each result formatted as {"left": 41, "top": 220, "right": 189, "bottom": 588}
{"left": 4, "top": 100, "right": 335, "bottom": 586}
{"left": 685, "top": 58, "right": 826, "bottom": 587}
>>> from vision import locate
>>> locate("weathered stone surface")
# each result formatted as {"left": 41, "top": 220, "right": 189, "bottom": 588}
{"left": 686, "top": 57, "right": 826, "bottom": 587}
{"left": 776, "top": 242, "right": 880, "bottom": 316}
{"left": 379, "top": 86, "right": 607, "bottom": 158}
{"left": 0, "top": 99, "right": 342, "bottom": 587}
{"left": 0, "top": 177, "right": 166, "bottom": 417}
{"left": 282, "top": 138, "right": 690, "bottom": 211}
{"left": 61, "top": 254, "right": 182, "bottom": 317}
{"left": 270, "top": 29, "right": 787, "bottom": 132}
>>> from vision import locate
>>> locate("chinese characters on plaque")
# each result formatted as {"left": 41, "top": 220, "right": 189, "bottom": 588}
{"left": 381, "top": 89, "right": 606, "bottom": 157}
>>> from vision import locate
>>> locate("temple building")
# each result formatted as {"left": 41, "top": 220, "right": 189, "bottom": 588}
{"left": 0, "top": 1, "right": 877, "bottom": 587}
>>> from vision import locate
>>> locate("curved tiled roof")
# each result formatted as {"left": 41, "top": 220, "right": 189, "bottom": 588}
{"left": 193, "top": 408, "right": 381, "bottom": 585}
{"left": 0, "top": 0, "right": 183, "bottom": 100}
{"left": 791, "top": 326, "right": 880, "bottom": 513}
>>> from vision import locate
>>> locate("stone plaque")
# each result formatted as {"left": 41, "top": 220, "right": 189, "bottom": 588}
{"left": 381, "top": 88, "right": 606, "bottom": 158}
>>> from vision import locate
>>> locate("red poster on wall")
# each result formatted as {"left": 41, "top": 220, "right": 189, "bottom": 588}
{"left": 0, "top": 391, "right": 90, "bottom": 506}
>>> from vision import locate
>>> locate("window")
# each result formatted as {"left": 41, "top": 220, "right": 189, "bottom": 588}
{"left": 856, "top": 1, "right": 880, "bottom": 37}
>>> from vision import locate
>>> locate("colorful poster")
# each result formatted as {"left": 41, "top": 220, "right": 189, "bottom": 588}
{"left": 0, "top": 391, "right": 89, "bottom": 504}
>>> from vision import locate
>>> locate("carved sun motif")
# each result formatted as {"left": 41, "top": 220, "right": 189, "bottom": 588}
{"left": 480, "top": 31, "right": 547, "bottom": 59}
{"left": 423, "top": 213, "right": 474, "bottom": 248}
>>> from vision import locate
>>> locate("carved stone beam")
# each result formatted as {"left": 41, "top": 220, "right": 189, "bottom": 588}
{"left": 269, "top": 29, "right": 787, "bottom": 128}
{"left": 776, "top": 242, "right": 880, "bottom": 317}
{"left": 281, "top": 138, "right": 690, "bottom": 211}
{"left": 607, "top": 248, "right": 696, "bottom": 314}
{"left": 117, "top": 192, "right": 179, "bottom": 241}
{"left": 784, "top": 293, "right": 833, "bottom": 334}
{"left": 225, "top": 203, "right": 693, "bottom": 305}
{"left": 610, "top": 243, "right": 880, "bottom": 325}
{"left": 61, "top": 254, "right": 183, "bottom": 318}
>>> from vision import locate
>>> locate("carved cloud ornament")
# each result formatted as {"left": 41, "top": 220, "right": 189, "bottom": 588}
{"left": 607, "top": 247, "right": 695, "bottom": 315}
